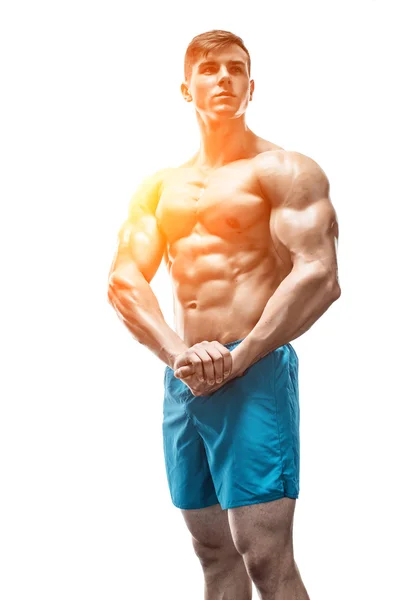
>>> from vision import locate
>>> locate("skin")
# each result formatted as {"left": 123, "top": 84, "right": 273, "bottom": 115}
{"left": 108, "top": 42, "right": 340, "bottom": 599}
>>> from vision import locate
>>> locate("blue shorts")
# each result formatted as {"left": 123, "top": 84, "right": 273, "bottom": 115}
{"left": 162, "top": 338, "right": 300, "bottom": 510}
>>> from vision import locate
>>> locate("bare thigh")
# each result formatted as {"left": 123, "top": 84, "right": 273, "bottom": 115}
{"left": 228, "top": 497, "right": 296, "bottom": 559}
{"left": 181, "top": 503, "right": 243, "bottom": 563}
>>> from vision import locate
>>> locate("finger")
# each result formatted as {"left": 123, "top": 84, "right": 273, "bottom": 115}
{"left": 175, "top": 365, "right": 195, "bottom": 378}
{"left": 174, "top": 353, "right": 192, "bottom": 369}
{"left": 211, "top": 342, "right": 233, "bottom": 379}
{"left": 188, "top": 352, "right": 206, "bottom": 382}
{"left": 174, "top": 349, "right": 204, "bottom": 381}
{"left": 174, "top": 348, "right": 198, "bottom": 371}
{"left": 202, "top": 343, "right": 225, "bottom": 383}
{"left": 192, "top": 347, "right": 215, "bottom": 384}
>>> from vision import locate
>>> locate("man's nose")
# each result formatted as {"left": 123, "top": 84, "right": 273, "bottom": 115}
{"left": 217, "top": 67, "right": 231, "bottom": 83}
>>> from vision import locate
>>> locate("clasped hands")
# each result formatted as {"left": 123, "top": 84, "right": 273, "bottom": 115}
{"left": 173, "top": 340, "right": 245, "bottom": 396}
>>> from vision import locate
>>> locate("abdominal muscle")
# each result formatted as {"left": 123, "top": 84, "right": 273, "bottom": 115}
{"left": 168, "top": 236, "right": 287, "bottom": 347}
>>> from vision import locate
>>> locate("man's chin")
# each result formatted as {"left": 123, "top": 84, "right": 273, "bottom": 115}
{"left": 209, "top": 107, "right": 241, "bottom": 120}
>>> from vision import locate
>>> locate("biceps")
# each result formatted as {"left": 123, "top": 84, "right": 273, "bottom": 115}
{"left": 111, "top": 213, "right": 166, "bottom": 284}
{"left": 273, "top": 199, "right": 339, "bottom": 274}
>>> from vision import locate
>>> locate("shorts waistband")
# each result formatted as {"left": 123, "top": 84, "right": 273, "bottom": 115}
{"left": 222, "top": 338, "right": 245, "bottom": 349}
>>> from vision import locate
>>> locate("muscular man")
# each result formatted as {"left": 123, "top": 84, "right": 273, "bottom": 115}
{"left": 108, "top": 30, "right": 340, "bottom": 600}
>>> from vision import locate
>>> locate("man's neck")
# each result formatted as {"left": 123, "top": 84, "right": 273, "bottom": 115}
{"left": 194, "top": 114, "right": 256, "bottom": 169}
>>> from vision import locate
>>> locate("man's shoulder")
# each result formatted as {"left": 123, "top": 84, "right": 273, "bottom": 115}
{"left": 154, "top": 158, "right": 206, "bottom": 184}
{"left": 254, "top": 149, "right": 326, "bottom": 179}
{"left": 134, "top": 167, "right": 169, "bottom": 191}
{"left": 153, "top": 163, "right": 192, "bottom": 182}
{"left": 148, "top": 167, "right": 173, "bottom": 185}
{"left": 253, "top": 136, "right": 285, "bottom": 154}
{"left": 255, "top": 147, "right": 319, "bottom": 172}
{"left": 254, "top": 149, "right": 329, "bottom": 207}
{"left": 134, "top": 167, "right": 178, "bottom": 201}
{"left": 127, "top": 167, "right": 171, "bottom": 216}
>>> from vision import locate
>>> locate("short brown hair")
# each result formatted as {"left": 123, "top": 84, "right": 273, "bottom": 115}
{"left": 184, "top": 30, "right": 251, "bottom": 81}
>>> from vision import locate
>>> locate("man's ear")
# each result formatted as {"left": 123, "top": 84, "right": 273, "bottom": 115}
{"left": 181, "top": 82, "right": 192, "bottom": 102}
{"left": 249, "top": 79, "right": 255, "bottom": 101}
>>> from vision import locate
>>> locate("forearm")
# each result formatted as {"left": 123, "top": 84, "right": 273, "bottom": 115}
{"left": 108, "top": 271, "right": 187, "bottom": 368}
{"left": 237, "top": 264, "right": 341, "bottom": 368}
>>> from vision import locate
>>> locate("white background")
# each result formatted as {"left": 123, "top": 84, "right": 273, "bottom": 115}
{"left": 1, "top": 1, "right": 399, "bottom": 598}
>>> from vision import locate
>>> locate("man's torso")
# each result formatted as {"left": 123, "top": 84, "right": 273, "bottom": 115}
{"left": 155, "top": 139, "right": 294, "bottom": 346}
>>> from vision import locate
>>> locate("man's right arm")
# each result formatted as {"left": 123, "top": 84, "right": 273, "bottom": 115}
{"left": 107, "top": 170, "right": 188, "bottom": 368}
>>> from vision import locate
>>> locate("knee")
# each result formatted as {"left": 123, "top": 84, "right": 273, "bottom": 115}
{"left": 192, "top": 538, "right": 238, "bottom": 569}
{"left": 244, "top": 551, "right": 273, "bottom": 583}
{"left": 192, "top": 538, "right": 217, "bottom": 567}
{"left": 243, "top": 545, "right": 294, "bottom": 586}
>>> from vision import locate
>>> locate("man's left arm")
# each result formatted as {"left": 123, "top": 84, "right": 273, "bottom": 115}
{"left": 232, "top": 153, "right": 341, "bottom": 373}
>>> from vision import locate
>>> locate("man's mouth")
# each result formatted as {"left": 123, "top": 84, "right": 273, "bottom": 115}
{"left": 215, "top": 91, "right": 235, "bottom": 97}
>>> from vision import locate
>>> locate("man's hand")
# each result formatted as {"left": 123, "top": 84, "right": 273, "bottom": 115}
{"left": 173, "top": 341, "right": 246, "bottom": 396}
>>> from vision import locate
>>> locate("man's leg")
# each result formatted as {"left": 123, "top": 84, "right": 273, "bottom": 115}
{"left": 181, "top": 503, "right": 252, "bottom": 600}
{"left": 163, "top": 363, "right": 251, "bottom": 598}
{"left": 228, "top": 498, "right": 310, "bottom": 600}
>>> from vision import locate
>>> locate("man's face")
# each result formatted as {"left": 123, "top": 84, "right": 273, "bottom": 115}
{"left": 182, "top": 44, "right": 254, "bottom": 119}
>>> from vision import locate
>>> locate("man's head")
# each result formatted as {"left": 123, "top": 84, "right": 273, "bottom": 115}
{"left": 181, "top": 30, "right": 254, "bottom": 120}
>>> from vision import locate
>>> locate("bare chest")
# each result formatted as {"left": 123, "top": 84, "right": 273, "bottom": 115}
{"left": 155, "top": 163, "right": 270, "bottom": 246}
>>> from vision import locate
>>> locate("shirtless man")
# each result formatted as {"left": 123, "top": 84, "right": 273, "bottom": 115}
{"left": 107, "top": 29, "right": 340, "bottom": 600}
